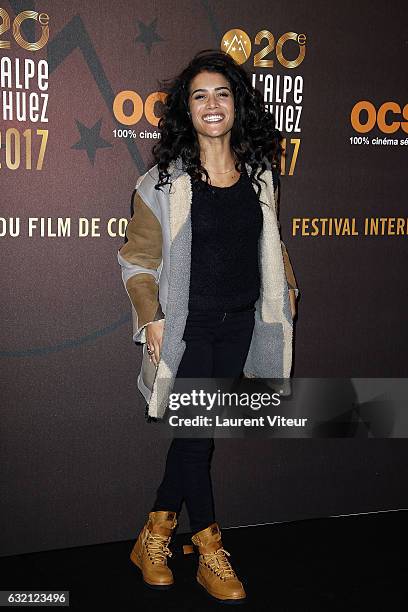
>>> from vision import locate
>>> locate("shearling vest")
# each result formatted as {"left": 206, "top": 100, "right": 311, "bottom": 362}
{"left": 117, "top": 157, "right": 299, "bottom": 419}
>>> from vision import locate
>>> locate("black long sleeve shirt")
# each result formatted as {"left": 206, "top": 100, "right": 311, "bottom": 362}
{"left": 188, "top": 170, "right": 263, "bottom": 312}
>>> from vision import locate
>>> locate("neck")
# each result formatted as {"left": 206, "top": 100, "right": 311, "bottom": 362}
{"left": 198, "top": 136, "right": 236, "bottom": 173}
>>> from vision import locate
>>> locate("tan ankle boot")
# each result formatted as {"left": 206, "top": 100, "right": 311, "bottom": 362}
{"left": 191, "top": 522, "right": 246, "bottom": 603}
{"left": 130, "top": 510, "right": 177, "bottom": 589}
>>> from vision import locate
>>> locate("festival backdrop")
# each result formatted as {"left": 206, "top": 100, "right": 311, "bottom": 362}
{"left": 1, "top": 0, "right": 407, "bottom": 556}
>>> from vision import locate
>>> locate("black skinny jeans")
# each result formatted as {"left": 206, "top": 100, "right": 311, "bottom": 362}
{"left": 151, "top": 303, "right": 256, "bottom": 534}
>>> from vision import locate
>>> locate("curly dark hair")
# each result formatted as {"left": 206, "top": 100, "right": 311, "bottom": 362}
{"left": 150, "top": 48, "right": 283, "bottom": 199}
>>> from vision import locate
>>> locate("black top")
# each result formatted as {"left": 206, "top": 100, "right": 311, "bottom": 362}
{"left": 188, "top": 170, "right": 263, "bottom": 312}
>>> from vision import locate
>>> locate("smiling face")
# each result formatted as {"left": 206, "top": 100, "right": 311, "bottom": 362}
{"left": 187, "top": 70, "right": 235, "bottom": 139}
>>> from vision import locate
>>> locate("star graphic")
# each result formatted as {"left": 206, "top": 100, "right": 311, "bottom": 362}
{"left": 135, "top": 17, "right": 164, "bottom": 54}
{"left": 71, "top": 118, "right": 112, "bottom": 165}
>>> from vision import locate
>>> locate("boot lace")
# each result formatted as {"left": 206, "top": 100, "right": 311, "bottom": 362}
{"left": 202, "top": 547, "right": 236, "bottom": 580}
{"left": 145, "top": 533, "right": 172, "bottom": 565}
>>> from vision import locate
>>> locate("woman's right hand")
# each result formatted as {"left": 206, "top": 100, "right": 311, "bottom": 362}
{"left": 145, "top": 319, "right": 165, "bottom": 367}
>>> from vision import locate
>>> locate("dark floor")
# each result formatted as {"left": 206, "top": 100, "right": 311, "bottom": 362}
{"left": 1, "top": 511, "right": 407, "bottom": 611}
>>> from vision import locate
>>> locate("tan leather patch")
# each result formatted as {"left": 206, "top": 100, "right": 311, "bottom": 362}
{"left": 120, "top": 192, "right": 162, "bottom": 269}
{"left": 126, "top": 273, "right": 160, "bottom": 330}
{"left": 281, "top": 243, "right": 298, "bottom": 291}
{"left": 119, "top": 191, "right": 163, "bottom": 329}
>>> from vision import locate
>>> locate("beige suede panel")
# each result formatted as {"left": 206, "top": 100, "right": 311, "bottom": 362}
{"left": 288, "top": 289, "right": 297, "bottom": 319}
{"left": 281, "top": 244, "right": 298, "bottom": 319}
{"left": 126, "top": 273, "right": 160, "bottom": 330}
{"left": 119, "top": 190, "right": 163, "bottom": 329}
{"left": 119, "top": 191, "right": 162, "bottom": 269}
{"left": 281, "top": 243, "right": 298, "bottom": 290}
{"left": 273, "top": 180, "right": 299, "bottom": 311}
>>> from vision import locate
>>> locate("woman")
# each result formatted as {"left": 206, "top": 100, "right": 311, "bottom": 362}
{"left": 117, "top": 49, "right": 299, "bottom": 603}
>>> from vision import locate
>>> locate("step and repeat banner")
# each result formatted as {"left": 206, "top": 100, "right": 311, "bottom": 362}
{"left": 1, "top": 0, "right": 407, "bottom": 556}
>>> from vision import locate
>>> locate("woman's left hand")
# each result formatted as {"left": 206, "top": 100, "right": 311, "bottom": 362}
{"left": 146, "top": 319, "right": 165, "bottom": 366}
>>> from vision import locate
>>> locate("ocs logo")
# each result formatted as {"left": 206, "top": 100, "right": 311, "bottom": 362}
{"left": 113, "top": 91, "right": 165, "bottom": 127}
{"left": 351, "top": 101, "right": 408, "bottom": 134}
